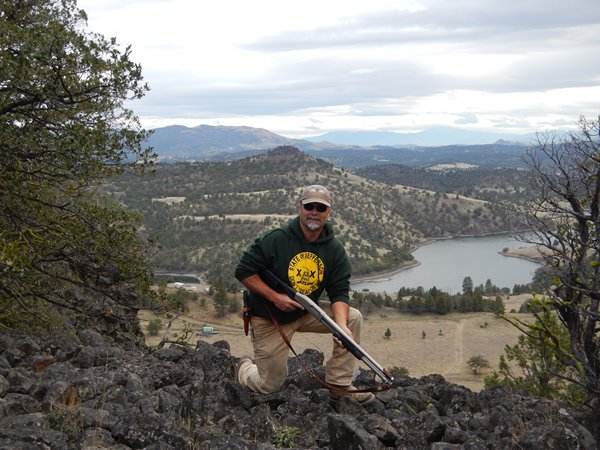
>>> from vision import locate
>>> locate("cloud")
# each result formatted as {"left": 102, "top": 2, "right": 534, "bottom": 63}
{"left": 456, "top": 114, "right": 479, "bottom": 125}
{"left": 80, "top": 0, "right": 600, "bottom": 137}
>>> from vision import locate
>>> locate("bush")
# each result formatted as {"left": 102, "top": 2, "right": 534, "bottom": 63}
{"left": 147, "top": 318, "right": 162, "bottom": 336}
{"left": 389, "top": 366, "right": 410, "bottom": 377}
{"left": 273, "top": 426, "right": 300, "bottom": 448}
{"left": 467, "top": 355, "right": 490, "bottom": 374}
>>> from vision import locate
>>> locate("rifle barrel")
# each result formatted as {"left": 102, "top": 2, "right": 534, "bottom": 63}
{"left": 294, "top": 291, "right": 393, "bottom": 384}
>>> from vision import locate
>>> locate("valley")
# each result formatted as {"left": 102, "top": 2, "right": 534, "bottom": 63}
{"left": 105, "top": 146, "right": 525, "bottom": 285}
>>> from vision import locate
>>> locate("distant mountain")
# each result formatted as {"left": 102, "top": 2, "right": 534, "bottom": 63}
{"left": 146, "top": 124, "right": 535, "bottom": 169}
{"left": 317, "top": 142, "right": 533, "bottom": 169}
{"left": 305, "top": 127, "right": 538, "bottom": 147}
{"left": 146, "top": 125, "right": 303, "bottom": 160}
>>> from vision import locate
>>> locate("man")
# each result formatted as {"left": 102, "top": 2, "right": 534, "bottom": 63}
{"left": 234, "top": 184, "right": 374, "bottom": 405}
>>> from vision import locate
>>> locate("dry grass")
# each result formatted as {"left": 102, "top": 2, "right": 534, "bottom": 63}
{"left": 503, "top": 245, "right": 546, "bottom": 262}
{"left": 139, "top": 292, "right": 533, "bottom": 392}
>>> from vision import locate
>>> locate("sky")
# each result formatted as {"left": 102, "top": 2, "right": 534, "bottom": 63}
{"left": 78, "top": 0, "right": 600, "bottom": 139}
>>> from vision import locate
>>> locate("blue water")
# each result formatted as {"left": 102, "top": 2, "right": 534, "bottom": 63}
{"left": 351, "top": 234, "right": 540, "bottom": 294}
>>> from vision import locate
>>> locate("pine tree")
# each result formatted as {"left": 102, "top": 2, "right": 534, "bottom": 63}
{"left": 462, "top": 276, "right": 474, "bottom": 295}
{"left": 213, "top": 281, "right": 228, "bottom": 317}
{"left": 0, "top": 0, "right": 155, "bottom": 330}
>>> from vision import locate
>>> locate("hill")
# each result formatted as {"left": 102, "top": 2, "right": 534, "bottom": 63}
{"left": 356, "top": 164, "right": 531, "bottom": 204}
{"left": 104, "top": 146, "right": 517, "bottom": 284}
{"left": 147, "top": 124, "right": 306, "bottom": 160}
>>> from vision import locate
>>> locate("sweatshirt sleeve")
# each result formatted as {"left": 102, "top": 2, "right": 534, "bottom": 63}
{"left": 325, "top": 240, "right": 351, "bottom": 304}
{"left": 234, "top": 236, "right": 269, "bottom": 282}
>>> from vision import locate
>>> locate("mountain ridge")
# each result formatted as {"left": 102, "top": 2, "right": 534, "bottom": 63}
{"left": 146, "top": 124, "right": 535, "bottom": 168}
{"left": 305, "top": 126, "right": 539, "bottom": 147}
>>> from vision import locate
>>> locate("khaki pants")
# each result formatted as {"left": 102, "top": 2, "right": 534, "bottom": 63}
{"left": 237, "top": 306, "right": 363, "bottom": 393}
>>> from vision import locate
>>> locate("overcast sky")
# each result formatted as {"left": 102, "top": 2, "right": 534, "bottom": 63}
{"left": 78, "top": 0, "right": 600, "bottom": 138}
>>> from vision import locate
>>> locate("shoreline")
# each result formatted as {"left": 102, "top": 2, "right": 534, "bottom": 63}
{"left": 351, "top": 259, "right": 422, "bottom": 284}
{"left": 501, "top": 253, "right": 543, "bottom": 264}
{"left": 351, "top": 230, "right": 541, "bottom": 285}
{"left": 499, "top": 247, "right": 545, "bottom": 264}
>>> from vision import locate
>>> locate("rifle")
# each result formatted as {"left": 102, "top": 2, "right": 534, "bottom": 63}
{"left": 261, "top": 269, "right": 394, "bottom": 385}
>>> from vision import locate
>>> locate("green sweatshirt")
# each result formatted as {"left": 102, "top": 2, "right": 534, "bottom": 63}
{"left": 234, "top": 216, "right": 351, "bottom": 324}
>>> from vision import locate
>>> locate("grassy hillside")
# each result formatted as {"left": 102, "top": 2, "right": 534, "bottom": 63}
{"left": 104, "top": 146, "right": 517, "bottom": 284}
{"left": 356, "top": 164, "right": 530, "bottom": 203}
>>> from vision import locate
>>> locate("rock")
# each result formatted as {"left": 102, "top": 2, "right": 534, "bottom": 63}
{"left": 0, "top": 329, "right": 596, "bottom": 449}
{"left": 328, "top": 414, "right": 385, "bottom": 450}
{"left": 78, "top": 329, "right": 105, "bottom": 347}
{"left": 0, "top": 413, "right": 70, "bottom": 449}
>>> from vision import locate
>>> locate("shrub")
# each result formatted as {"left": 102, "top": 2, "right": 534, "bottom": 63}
{"left": 147, "top": 318, "right": 162, "bottom": 336}
{"left": 273, "top": 426, "right": 300, "bottom": 448}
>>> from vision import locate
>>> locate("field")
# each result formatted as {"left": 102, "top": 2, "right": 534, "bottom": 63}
{"left": 139, "top": 290, "right": 532, "bottom": 392}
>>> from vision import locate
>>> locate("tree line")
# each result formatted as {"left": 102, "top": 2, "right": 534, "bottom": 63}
{"left": 351, "top": 286, "right": 505, "bottom": 316}
{"left": 350, "top": 268, "right": 557, "bottom": 316}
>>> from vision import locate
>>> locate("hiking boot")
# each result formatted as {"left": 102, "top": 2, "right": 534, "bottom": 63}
{"left": 235, "top": 355, "right": 253, "bottom": 384}
{"left": 329, "top": 385, "right": 376, "bottom": 406}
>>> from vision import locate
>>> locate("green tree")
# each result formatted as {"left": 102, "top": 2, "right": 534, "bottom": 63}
{"left": 213, "top": 281, "right": 228, "bottom": 317}
{"left": 384, "top": 328, "right": 391, "bottom": 339}
{"left": 485, "top": 302, "right": 583, "bottom": 403}
{"left": 146, "top": 318, "right": 162, "bottom": 336}
{"left": 517, "top": 116, "right": 600, "bottom": 438}
{"left": 493, "top": 295, "right": 505, "bottom": 316}
{"left": 0, "top": 0, "right": 155, "bottom": 330}
{"left": 462, "top": 276, "right": 474, "bottom": 295}
{"left": 484, "top": 279, "right": 492, "bottom": 295}
{"left": 467, "top": 355, "right": 490, "bottom": 374}
{"left": 228, "top": 296, "right": 241, "bottom": 313}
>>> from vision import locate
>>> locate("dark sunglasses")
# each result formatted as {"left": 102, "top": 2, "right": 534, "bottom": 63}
{"left": 303, "top": 203, "right": 329, "bottom": 212}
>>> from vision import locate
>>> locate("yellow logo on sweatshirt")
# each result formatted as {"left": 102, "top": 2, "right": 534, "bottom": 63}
{"left": 288, "top": 252, "right": 324, "bottom": 295}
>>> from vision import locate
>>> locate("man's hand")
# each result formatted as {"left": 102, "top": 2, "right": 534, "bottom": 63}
{"left": 241, "top": 273, "right": 304, "bottom": 313}
{"left": 331, "top": 301, "right": 352, "bottom": 349}
{"left": 271, "top": 292, "right": 304, "bottom": 312}
{"left": 333, "top": 323, "right": 353, "bottom": 349}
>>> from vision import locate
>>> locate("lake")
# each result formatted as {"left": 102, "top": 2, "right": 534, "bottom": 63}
{"left": 351, "top": 234, "right": 541, "bottom": 294}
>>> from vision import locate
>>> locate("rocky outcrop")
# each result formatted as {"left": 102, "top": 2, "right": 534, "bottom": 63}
{"left": 0, "top": 330, "right": 596, "bottom": 449}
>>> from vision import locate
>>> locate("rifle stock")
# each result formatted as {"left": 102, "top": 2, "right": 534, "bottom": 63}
{"left": 262, "top": 270, "right": 394, "bottom": 385}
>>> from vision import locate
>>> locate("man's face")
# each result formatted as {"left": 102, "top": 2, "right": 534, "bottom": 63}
{"left": 299, "top": 202, "right": 331, "bottom": 232}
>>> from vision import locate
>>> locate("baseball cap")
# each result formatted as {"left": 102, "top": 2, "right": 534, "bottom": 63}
{"left": 300, "top": 185, "right": 332, "bottom": 207}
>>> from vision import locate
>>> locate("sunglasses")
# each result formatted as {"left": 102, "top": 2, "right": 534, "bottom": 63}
{"left": 303, "top": 203, "right": 329, "bottom": 212}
